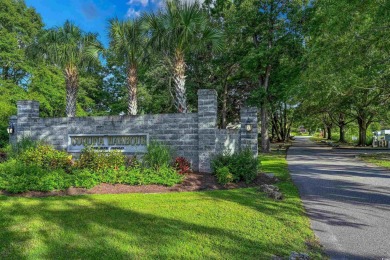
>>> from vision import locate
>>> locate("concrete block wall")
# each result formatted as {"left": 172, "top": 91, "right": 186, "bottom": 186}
{"left": 10, "top": 90, "right": 258, "bottom": 173}
{"left": 198, "top": 89, "right": 218, "bottom": 173}
{"left": 240, "top": 107, "right": 259, "bottom": 158}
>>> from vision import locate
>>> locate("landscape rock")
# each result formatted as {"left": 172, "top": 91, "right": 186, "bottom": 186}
{"left": 259, "top": 184, "right": 284, "bottom": 200}
{"left": 264, "top": 173, "right": 279, "bottom": 182}
{"left": 289, "top": 252, "right": 310, "bottom": 260}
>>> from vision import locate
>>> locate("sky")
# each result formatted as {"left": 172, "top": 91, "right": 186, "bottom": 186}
{"left": 24, "top": 0, "right": 164, "bottom": 47}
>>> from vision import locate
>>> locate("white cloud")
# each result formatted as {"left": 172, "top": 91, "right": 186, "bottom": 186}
{"left": 151, "top": 0, "right": 165, "bottom": 8}
{"left": 126, "top": 8, "right": 141, "bottom": 18}
{"left": 127, "top": 0, "right": 149, "bottom": 7}
{"left": 155, "top": 0, "right": 205, "bottom": 7}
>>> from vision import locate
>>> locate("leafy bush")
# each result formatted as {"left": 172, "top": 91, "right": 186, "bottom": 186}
{"left": 76, "top": 147, "right": 126, "bottom": 171}
{"left": 211, "top": 148, "right": 258, "bottom": 184}
{"left": 143, "top": 141, "right": 172, "bottom": 170}
{"left": 0, "top": 159, "right": 72, "bottom": 193}
{"left": 215, "top": 166, "right": 233, "bottom": 185}
{"left": 116, "top": 167, "right": 144, "bottom": 185}
{"left": 142, "top": 166, "right": 183, "bottom": 186}
{"left": 174, "top": 157, "right": 191, "bottom": 174}
{"left": 229, "top": 148, "right": 258, "bottom": 183}
{"left": 72, "top": 169, "right": 101, "bottom": 189}
{"left": 19, "top": 144, "right": 73, "bottom": 171}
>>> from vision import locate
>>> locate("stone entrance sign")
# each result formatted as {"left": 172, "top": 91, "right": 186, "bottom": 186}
{"left": 9, "top": 89, "right": 258, "bottom": 173}
{"left": 67, "top": 134, "right": 148, "bottom": 153}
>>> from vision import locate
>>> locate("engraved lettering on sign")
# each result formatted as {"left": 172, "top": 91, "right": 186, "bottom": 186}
{"left": 67, "top": 134, "right": 148, "bottom": 153}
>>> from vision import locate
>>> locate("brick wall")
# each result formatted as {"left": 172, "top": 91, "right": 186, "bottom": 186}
{"left": 10, "top": 89, "right": 258, "bottom": 173}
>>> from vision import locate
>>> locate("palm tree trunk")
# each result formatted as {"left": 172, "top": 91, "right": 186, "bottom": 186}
{"left": 127, "top": 64, "right": 138, "bottom": 115}
{"left": 65, "top": 66, "right": 78, "bottom": 117}
{"left": 173, "top": 50, "right": 187, "bottom": 113}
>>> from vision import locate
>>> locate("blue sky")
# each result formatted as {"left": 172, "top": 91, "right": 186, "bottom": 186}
{"left": 25, "top": 0, "right": 164, "bottom": 46}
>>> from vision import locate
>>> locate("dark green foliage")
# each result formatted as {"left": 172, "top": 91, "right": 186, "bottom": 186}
{"left": 211, "top": 148, "right": 258, "bottom": 184}
{"left": 143, "top": 141, "right": 172, "bottom": 170}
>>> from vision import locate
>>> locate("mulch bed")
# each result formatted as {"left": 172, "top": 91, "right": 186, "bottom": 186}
{"left": 0, "top": 172, "right": 276, "bottom": 198}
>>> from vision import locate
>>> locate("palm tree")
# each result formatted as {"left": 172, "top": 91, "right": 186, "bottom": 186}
{"left": 28, "top": 21, "right": 102, "bottom": 117}
{"left": 108, "top": 18, "right": 146, "bottom": 115}
{"left": 145, "top": 0, "right": 223, "bottom": 113}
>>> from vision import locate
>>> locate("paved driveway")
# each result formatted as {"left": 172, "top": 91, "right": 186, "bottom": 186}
{"left": 287, "top": 136, "right": 390, "bottom": 259}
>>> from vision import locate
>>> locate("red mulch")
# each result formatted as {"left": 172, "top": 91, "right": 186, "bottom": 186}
{"left": 0, "top": 172, "right": 277, "bottom": 198}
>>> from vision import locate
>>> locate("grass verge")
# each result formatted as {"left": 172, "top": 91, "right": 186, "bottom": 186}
{"left": 0, "top": 152, "right": 324, "bottom": 259}
{"left": 358, "top": 153, "right": 390, "bottom": 169}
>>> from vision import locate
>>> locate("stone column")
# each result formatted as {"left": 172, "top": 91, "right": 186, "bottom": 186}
{"left": 14, "top": 100, "right": 40, "bottom": 142}
{"left": 240, "top": 107, "right": 258, "bottom": 157}
{"left": 198, "top": 89, "right": 217, "bottom": 173}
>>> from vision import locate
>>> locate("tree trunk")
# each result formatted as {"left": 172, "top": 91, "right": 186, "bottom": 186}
{"left": 357, "top": 117, "right": 367, "bottom": 146}
{"left": 261, "top": 105, "right": 270, "bottom": 152}
{"left": 339, "top": 125, "right": 346, "bottom": 143}
{"left": 321, "top": 124, "right": 326, "bottom": 139}
{"left": 127, "top": 64, "right": 138, "bottom": 115}
{"left": 337, "top": 113, "right": 347, "bottom": 143}
{"left": 272, "top": 112, "right": 281, "bottom": 142}
{"left": 173, "top": 50, "right": 187, "bottom": 113}
{"left": 327, "top": 127, "right": 332, "bottom": 140}
{"left": 260, "top": 64, "right": 272, "bottom": 153}
{"left": 64, "top": 66, "right": 78, "bottom": 117}
{"left": 271, "top": 123, "right": 276, "bottom": 141}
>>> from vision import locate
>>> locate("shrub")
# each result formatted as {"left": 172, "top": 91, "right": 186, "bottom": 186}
{"left": 174, "top": 157, "right": 191, "bottom": 174}
{"left": 72, "top": 169, "right": 101, "bottom": 189}
{"left": 143, "top": 165, "right": 183, "bottom": 186}
{"left": 143, "top": 141, "right": 172, "bottom": 170}
{"left": 0, "top": 159, "right": 72, "bottom": 193}
{"left": 76, "top": 147, "right": 126, "bottom": 171}
{"left": 116, "top": 167, "right": 144, "bottom": 185}
{"left": 215, "top": 166, "right": 233, "bottom": 185}
{"left": 211, "top": 151, "right": 231, "bottom": 175}
{"left": 211, "top": 148, "right": 258, "bottom": 184}
{"left": 19, "top": 144, "right": 73, "bottom": 171}
{"left": 125, "top": 155, "right": 141, "bottom": 168}
{"left": 229, "top": 148, "right": 258, "bottom": 183}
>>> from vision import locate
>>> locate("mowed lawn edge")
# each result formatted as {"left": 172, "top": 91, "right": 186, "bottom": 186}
{"left": 358, "top": 153, "right": 390, "bottom": 169}
{"left": 0, "top": 152, "right": 325, "bottom": 259}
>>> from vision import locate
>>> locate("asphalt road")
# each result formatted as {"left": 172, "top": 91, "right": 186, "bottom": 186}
{"left": 287, "top": 136, "right": 390, "bottom": 260}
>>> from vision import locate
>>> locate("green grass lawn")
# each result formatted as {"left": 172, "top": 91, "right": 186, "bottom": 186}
{"left": 0, "top": 153, "right": 323, "bottom": 259}
{"left": 358, "top": 153, "right": 390, "bottom": 169}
